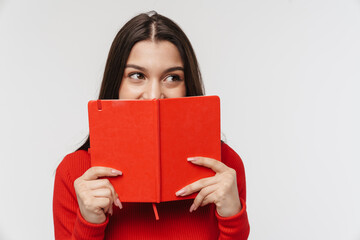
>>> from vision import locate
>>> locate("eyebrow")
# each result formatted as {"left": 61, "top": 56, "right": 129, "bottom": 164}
{"left": 125, "top": 64, "right": 184, "bottom": 74}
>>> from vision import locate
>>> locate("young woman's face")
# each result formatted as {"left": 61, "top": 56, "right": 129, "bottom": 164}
{"left": 119, "top": 40, "right": 186, "bottom": 99}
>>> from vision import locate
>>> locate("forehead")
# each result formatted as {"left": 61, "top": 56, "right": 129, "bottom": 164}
{"left": 126, "top": 40, "right": 183, "bottom": 67}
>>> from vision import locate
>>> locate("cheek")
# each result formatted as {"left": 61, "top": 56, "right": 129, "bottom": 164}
{"left": 163, "top": 83, "right": 186, "bottom": 98}
{"left": 179, "top": 84, "right": 187, "bottom": 97}
{"left": 118, "top": 80, "right": 144, "bottom": 99}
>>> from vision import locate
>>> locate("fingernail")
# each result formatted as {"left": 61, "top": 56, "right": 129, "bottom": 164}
{"left": 189, "top": 203, "right": 195, "bottom": 212}
{"left": 109, "top": 207, "right": 113, "bottom": 216}
{"left": 175, "top": 188, "right": 186, "bottom": 196}
{"left": 187, "top": 157, "right": 197, "bottom": 162}
{"left": 116, "top": 198, "right": 123, "bottom": 209}
{"left": 112, "top": 169, "right": 123, "bottom": 175}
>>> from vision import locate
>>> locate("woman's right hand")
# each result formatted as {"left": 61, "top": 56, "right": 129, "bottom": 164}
{"left": 74, "top": 167, "right": 123, "bottom": 224}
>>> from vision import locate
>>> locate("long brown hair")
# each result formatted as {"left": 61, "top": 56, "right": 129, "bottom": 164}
{"left": 77, "top": 11, "right": 205, "bottom": 151}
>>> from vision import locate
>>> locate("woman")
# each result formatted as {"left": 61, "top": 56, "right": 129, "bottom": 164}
{"left": 53, "top": 11, "right": 250, "bottom": 239}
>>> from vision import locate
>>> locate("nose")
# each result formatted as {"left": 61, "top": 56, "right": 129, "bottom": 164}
{"left": 143, "top": 79, "right": 163, "bottom": 99}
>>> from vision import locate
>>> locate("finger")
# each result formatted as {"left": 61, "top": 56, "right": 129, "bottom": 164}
{"left": 199, "top": 192, "right": 218, "bottom": 208}
{"left": 200, "top": 194, "right": 216, "bottom": 207}
{"left": 82, "top": 167, "right": 122, "bottom": 180}
{"left": 93, "top": 188, "right": 119, "bottom": 211}
{"left": 114, "top": 197, "right": 123, "bottom": 209}
{"left": 176, "top": 176, "right": 217, "bottom": 196}
{"left": 91, "top": 188, "right": 113, "bottom": 198}
{"left": 89, "top": 179, "right": 114, "bottom": 190}
{"left": 190, "top": 185, "right": 217, "bottom": 212}
{"left": 92, "top": 197, "right": 111, "bottom": 213}
{"left": 91, "top": 188, "right": 114, "bottom": 213}
{"left": 187, "top": 157, "right": 226, "bottom": 173}
{"left": 108, "top": 205, "right": 113, "bottom": 216}
{"left": 89, "top": 179, "right": 118, "bottom": 205}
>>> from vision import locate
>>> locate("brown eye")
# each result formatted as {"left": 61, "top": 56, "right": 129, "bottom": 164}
{"left": 129, "top": 72, "right": 145, "bottom": 80}
{"left": 165, "top": 75, "right": 182, "bottom": 82}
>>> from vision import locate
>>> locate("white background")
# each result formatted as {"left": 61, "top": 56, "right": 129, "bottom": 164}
{"left": 0, "top": 0, "right": 359, "bottom": 239}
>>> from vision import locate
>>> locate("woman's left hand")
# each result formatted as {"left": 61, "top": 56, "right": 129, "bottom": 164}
{"left": 175, "top": 157, "right": 242, "bottom": 217}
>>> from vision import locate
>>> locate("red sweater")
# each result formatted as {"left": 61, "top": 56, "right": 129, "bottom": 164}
{"left": 53, "top": 142, "right": 250, "bottom": 239}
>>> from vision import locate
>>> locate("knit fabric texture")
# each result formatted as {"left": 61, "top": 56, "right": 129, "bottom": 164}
{"left": 53, "top": 142, "right": 250, "bottom": 239}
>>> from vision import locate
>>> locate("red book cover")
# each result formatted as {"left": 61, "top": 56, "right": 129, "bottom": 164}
{"left": 88, "top": 96, "right": 221, "bottom": 203}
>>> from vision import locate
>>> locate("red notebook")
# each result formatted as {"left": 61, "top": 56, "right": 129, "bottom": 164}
{"left": 88, "top": 96, "right": 221, "bottom": 203}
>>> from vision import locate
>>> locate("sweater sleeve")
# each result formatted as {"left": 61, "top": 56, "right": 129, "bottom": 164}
{"left": 216, "top": 143, "right": 250, "bottom": 240}
{"left": 53, "top": 152, "right": 109, "bottom": 240}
